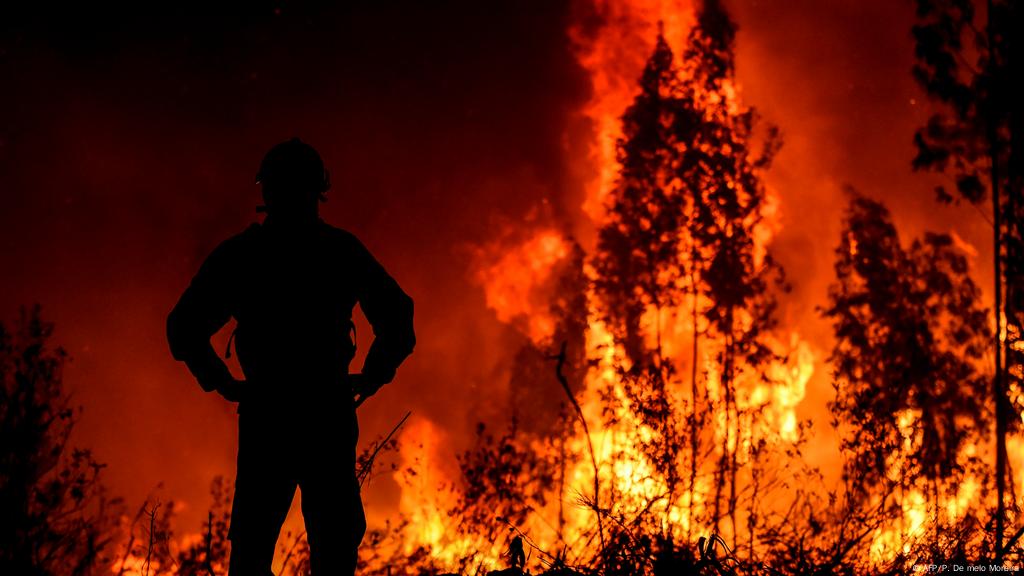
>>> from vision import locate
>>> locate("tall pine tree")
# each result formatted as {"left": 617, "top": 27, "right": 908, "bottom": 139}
{"left": 592, "top": 30, "right": 691, "bottom": 374}
{"left": 680, "top": 0, "right": 783, "bottom": 546}
{"left": 825, "top": 193, "right": 990, "bottom": 551}
{"left": 911, "top": 0, "right": 1023, "bottom": 553}
{"left": 592, "top": 0, "right": 783, "bottom": 550}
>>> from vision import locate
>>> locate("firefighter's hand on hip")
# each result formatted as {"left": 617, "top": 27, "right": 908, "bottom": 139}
{"left": 215, "top": 377, "right": 246, "bottom": 403}
{"left": 350, "top": 373, "right": 384, "bottom": 405}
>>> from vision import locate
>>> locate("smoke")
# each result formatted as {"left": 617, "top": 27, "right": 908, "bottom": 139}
{"left": 0, "top": 2, "right": 590, "bottom": 530}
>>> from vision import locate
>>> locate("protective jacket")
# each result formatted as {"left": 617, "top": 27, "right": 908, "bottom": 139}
{"left": 166, "top": 219, "right": 415, "bottom": 410}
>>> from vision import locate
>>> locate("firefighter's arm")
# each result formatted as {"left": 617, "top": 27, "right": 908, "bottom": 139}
{"left": 167, "top": 241, "right": 237, "bottom": 395}
{"left": 352, "top": 237, "right": 415, "bottom": 394}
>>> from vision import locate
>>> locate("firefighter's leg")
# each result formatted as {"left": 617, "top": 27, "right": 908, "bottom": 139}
{"left": 228, "top": 411, "right": 297, "bottom": 576}
{"left": 301, "top": 470, "right": 365, "bottom": 575}
{"left": 300, "top": 412, "right": 364, "bottom": 575}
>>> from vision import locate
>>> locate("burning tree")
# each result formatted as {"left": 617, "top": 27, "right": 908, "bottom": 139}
{"left": 590, "top": 30, "right": 694, "bottom": 561}
{"left": 592, "top": 0, "right": 785, "bottom": 562}
{"left": 909, "top": 0, "right": 1023, "bottom": 554}
{"left": 824, "top": 193, "right": 991, "bottom": 557}
{"left": 679, "top": 2, "right": 784, "bottom": 548}
{"left": 592, "top": 29, "right": 691, "bottom": 372}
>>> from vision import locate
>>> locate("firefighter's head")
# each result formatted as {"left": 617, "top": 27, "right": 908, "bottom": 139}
{"left": 256, "top": 138, "right": 330, "bottom": 220}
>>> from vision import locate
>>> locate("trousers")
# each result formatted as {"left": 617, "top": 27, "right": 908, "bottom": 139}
{"left": 227, "top": 395, "right": 364, "bottom": 576}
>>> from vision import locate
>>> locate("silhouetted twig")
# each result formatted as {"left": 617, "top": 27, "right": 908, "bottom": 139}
{"left": 358, "top": 411, "right": 412, "bottom": 488}
{"left": 204, "top": 511, "right": 215, "bottom": 576}
{"left": 547, "top": 340, "right": 604, "bottom": 554}
{"left": 280, "top": 530, "right": 308, "bottom": 573}
{"left": 143, "top": 502, "right": 159, "bottom": 576}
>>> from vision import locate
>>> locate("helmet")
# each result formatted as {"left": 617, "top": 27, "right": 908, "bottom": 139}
{"left": 256, "top": 138, "right": 331, "bottom": 210}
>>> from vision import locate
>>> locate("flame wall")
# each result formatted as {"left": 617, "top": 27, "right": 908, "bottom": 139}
{"left": 0, "top": 0, "right": 1001, "bottom": 565}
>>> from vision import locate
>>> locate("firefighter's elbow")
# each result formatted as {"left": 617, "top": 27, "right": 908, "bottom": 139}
{"left": 166, "top": 316, "right": 185, "bottom": 361}
{"left": 401, "top": 329, "right": 417, "bottom": 360}
{"left": 403, "top": 294, "right": 416, "bottom": 354}
{"left": 400, "top": 290, "right": 414, "bottom": 317}
{"left": 166, "top": 306, "right": 193, "bottom": 362}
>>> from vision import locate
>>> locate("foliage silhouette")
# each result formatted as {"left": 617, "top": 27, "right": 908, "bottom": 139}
{"left": 824, "top": 192, "right": 991, "bottom": 554}
{"left": 592, "top": 0, "right": 785, "bottom": 554}
{"left": 0, "top": 306, "right": 121, "bottom": 576}
{"left": 910, "top": 0, "right": 1023, "bottom": 552}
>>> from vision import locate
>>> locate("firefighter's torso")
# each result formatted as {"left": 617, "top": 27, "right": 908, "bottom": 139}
{"left": 223, "top": 221, "right": 361, "bottom": 390}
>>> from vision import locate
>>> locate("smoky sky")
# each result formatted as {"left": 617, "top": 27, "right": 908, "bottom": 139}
{"left": 1, "top": 1, "right": 591, "bottom": 528}
{"left": 0, "top": 0, "right": 994, "bottom": 532}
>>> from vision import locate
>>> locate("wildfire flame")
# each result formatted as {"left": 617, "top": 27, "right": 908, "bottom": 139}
{"left": 474, "top": 228, "right": 572, "bottom": 346}
{"left": 382, "top": 2, "right": 1012, "bottom": 573}
{"left": 386, "top": 1, "right": 825, "bottom": 570}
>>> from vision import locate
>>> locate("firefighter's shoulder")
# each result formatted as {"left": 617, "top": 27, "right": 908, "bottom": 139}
{"left": 317, "top": 220, "right": 369, "bottom": 254}
{"left": 200, "top": 223, "right": 262, "bottom": 271}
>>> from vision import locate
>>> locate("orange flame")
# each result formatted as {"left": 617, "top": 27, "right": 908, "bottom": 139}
{"left": 473, "top": 228, "right": 571, "bottom": 345}
{"left": 380, "top": 1, "right": 1010, "bottom": 572}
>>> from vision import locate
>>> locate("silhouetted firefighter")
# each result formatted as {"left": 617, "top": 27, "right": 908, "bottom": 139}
{"left": 167, "top": 138, "right": 415, "bottom": 575}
